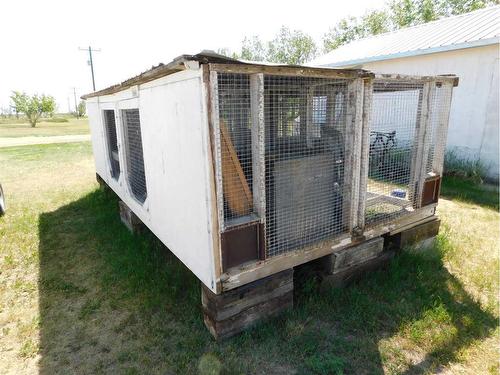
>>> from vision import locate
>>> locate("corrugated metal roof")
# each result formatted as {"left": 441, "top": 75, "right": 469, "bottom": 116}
{"left": 311, "top": 5, "right": 500, "bottom": 67}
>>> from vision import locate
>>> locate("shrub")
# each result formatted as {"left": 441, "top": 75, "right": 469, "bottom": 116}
{"left": 444, "top": 149, "right": 489, "bottom": 184}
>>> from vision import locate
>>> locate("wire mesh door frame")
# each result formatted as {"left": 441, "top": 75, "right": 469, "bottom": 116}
{"left": 209, "top": 70, "right": 266, "bottom": 233}
{"left": 363, "top": 75, "right": 455, "bottom": 229}
{"left": 209, "top": 65, "right": 374, "bottom": 260}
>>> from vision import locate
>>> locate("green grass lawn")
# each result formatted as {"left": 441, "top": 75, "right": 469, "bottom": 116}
{"left": 0, "top": 142, "right": 498, "bottom": 374}
{"left": 0, "top": 117, "right": 89, "bottom": 138}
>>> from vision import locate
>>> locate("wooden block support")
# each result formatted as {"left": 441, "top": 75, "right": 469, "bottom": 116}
{"left": 202, "top": 269, "right": 293, "bottom": 340}
{"left": 118, "top": 200, "right": 145, "bottom": 234}
{"left": 96, "top": 173, "right": 109, "bottom": 189}
{"left": 397, "top": 217, "right": 440, "bottom": 249}
{"left": 321, "top": 237, "right": 384, "bottom": 274}
{"left": 321, "top": 251, "right": 395, "bottom": 289}
{"left": 318, "top": 237, "right": 392, "bottom": 288}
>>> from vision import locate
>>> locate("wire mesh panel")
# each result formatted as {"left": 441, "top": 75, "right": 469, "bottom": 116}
{"left": 122, "top": 109, "right": 147, "bottom": 204}
{"left": 365, "top": 81, "right": 423, "bottom": 226}
{"left": 217, "top": 73, "right": 254, "bottom": 225}
{"left": 426, "top": 83, "right": 453, "bottom": 174}
{"left": 264, "top": 76, "right": 349, "bottom": 257}
{"left": 103, "top": 110, "right": 120, "bottom": 180}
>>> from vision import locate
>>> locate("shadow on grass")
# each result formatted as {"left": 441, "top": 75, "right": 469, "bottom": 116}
{"left": 441, "top": 176, "right": 499, "bottom": 210}
{"left": 38, "top": 188, "right": 497, "bottom": 374}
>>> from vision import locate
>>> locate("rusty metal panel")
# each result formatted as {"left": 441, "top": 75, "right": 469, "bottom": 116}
{"left": 421, "top": 175, "right": 441, "bottom": 206}
{"left": 221, "top": 222, "right": 264, "bottom": 271}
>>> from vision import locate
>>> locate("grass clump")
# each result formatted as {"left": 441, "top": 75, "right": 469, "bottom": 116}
{"left": 444, "top": 149, "right": 490, "bottom": 184}
{"left": 45, "top": 117, "right": 70, "bottom": 123}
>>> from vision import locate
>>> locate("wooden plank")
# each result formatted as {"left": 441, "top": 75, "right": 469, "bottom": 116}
{"left": 432, "top": 82, "right": 454, "bottom": 174}
{"left": 118, "top": 200, "right": 144, "bottom": 234}
{"left": 330, "top": 237, "right": 384, "bottom": 273}
{"left": 221, "top": 206, "right": 437, "bottom": 291}
{"left": 357, "top": 78, "right": 373, "bottom": 231}
{"left": 250, "top": 73, "right": 266, "bottom": 223}
{"left": 321, "top": 250, "right": 395, "bottom": 289}
{"left": 343, "top": 78, "right": 364, "bottom": 233}
{"left": 203, "top": 291, "right": 293, "bottom": 340}
{"left": 415, "top": 83, "right": 436, "bottom": 208}
{"left": 209, "top": 71, "right": 226, "bottom": 232}
{"left": 220, "top": 119, "right": 253, "bottom": 216}
{"left": 221, "top": 233, "right": 352, "bottom": 291}
{"left": 209, "top": 63, "right": 372, "bottom": 80}
{"left": 203, "top": 65, "right": 222, "bottom": 292}
{"left": 409, "top": 82, "right": 431, "bottom": 207}
{"left": 399, "top": 217, "right": 440, "bottom": 248}
{"left": 375, "top": 73, "right": 457, "bottom": 85}
{"left": 202, "top": 269, "right": 293, "bottom": 321}
{"left": 202, "top": 269, "right": 293, "bottom": 340}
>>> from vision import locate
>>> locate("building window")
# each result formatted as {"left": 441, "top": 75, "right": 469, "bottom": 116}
{"left": 122, "top": 109, "right": 147, "bottom": 203}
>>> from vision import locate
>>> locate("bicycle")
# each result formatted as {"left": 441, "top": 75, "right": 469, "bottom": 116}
{"left": 369, "top": 131, "right": 396, "bottom": 172}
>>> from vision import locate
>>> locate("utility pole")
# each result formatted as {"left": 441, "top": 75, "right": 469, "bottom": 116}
{"left": 72, "top": 87, "right": 79, "bottom": 118}
{"left": 79, "top": 46, "right": 101, "bottom": 91}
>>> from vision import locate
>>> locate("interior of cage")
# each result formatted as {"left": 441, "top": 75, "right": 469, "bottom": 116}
{"left": 365, "top": 80, "right": 423, "bottom": 226}
{"left": 217, "top": 73, "right": 349, "bottom": 258}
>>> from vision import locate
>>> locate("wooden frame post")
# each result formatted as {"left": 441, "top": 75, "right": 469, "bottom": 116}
{"left": 356, "top": 78, "right": 373, "bottom": 231}
{"left": 409, "top": 82, "right": 434, "bottom": 208}
{"left": 343, "top": 78, "right": 364, "bottom": 235}
{"left": 250, "top": 73, "right": 266, "bottom": 224}
{"left": 209, "top": 71, "right": 226, "bottom": 231}
{"left": 432, "top": 82, "right": 454, "bottom": 175}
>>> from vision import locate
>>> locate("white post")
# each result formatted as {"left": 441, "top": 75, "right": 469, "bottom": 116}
{"left": 209, "top": 71, "right": 225, "bottom": 231}
{"left": 343, "top": 78, "right": 364, "bottom": 233}
{"left": 250, "top": 73, "right": 266, "bottom": 223}
{"left": 357, "top": 78, "right": 373, "bottom": 231}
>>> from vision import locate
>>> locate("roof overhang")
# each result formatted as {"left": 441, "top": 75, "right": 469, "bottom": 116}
{"left": 81, "top": 51, "right": 372, "bottom": 100}
{"left": 319, "top": 36, "right": 499, "bottom": 68}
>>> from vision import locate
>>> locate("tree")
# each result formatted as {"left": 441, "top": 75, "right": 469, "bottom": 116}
{"left": 218, "top": 27, "right": 318, "bottom": 65}
{"left": 241, "top": 36, "right": 267, "bottom": 61}
{"left": 77, "top": 100, "right": 86, "bottom": 117}
{"left": 323, "top": 0, "right": 498, "bottom": 52}
{"left": 323, "top": 11, "right": 390, "bottom": 52}
{"left": 266, "top": 26, "right": 317, "bottom": 65}
{"left": 10, "top": 91, "right": 56, "bottom": 127}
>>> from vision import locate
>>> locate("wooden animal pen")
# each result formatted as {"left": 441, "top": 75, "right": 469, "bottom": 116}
{"left": 83, "top": 52, "right": 457, "bottom": 339}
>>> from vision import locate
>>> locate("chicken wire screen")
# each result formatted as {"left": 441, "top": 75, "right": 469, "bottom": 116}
{"left": 264, "top": 76, "right": 348, "bottom": 257}
{"left": 122, "top": 109, "right": 147, "bottom": 204}
{"left": 103, "top": 110, "right": 120, "bottom": 180}
{"left": 217, "top": 74, "right": 254, "bottom": 224}
{"left": 365, "top": 81, "right": 423, "bottom": 226}
{"left": 426, "top": 83, "right": 453, "bottom": 174}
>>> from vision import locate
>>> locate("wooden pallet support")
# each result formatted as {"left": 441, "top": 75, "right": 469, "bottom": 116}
{"left": 202, "top": 269, "right": 293, "bottom": 340}
{"left": 118, "top": 200, "right": 145, "bottom": 234}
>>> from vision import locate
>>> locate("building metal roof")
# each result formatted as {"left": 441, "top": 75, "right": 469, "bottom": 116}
{"left": 311, "top": 5, "right": 500, "bottom": 68}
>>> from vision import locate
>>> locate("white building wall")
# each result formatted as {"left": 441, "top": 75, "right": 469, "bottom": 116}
{"left": 359, "top": 44, "right": 499, "bottom": 180}
{"left": 86, "top": 68, "right": 218, "bottom": 291}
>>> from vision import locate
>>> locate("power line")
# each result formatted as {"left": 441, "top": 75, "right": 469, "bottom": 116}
{"left": 78, "top": 46, "right": 101, "bottom": 91}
